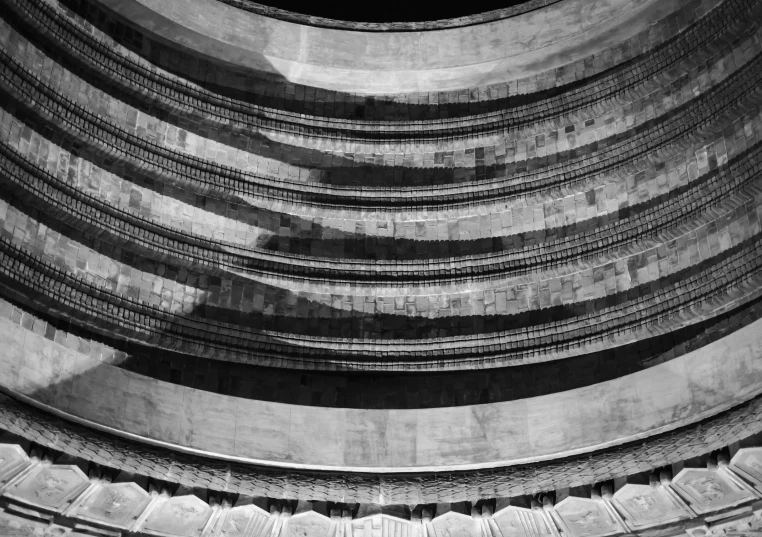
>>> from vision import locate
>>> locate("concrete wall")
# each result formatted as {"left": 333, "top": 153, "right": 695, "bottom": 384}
{"left": 96, "top": 0, "right": 696, "bottom": 94}
{"left": 2, "top": 0, "right": 762, "bottom": 482}
{"left": 1, "top": 314, "right": 761, "bottom": 472}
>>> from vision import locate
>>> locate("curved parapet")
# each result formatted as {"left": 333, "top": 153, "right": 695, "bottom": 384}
{"left": 91, "top": 0, "right": 693, "bottom": 94}
{"left": 1, "top": 302, "right": 762, "bottom": 472}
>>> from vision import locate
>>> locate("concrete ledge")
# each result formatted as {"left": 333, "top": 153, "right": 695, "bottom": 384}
{"left": 0, "top": 315, "right": 761, "bottom": 472}
{"left": 95, "top": 0, "right": 694, "bottom": 94}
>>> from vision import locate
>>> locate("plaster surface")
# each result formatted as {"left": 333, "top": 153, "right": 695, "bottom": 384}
{"left": 0, "top": 315, "right": 760, "bottom": 473}
{"left": 94, "top": 0, "right": 697, "bottom": 94}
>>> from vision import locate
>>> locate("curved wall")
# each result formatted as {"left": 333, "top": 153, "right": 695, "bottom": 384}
{"left": 93, "top": 0, "right": 693, "bottom": 93}
{"left": 0, "top": 0, "right": 761, "bottom": 497}
{"left": 1, "top": 309, "right": 761, "bottom": 471}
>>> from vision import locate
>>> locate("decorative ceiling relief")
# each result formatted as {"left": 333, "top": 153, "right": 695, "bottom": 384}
{"left": 140, "top": 495, "right": 213, "bottom": 537}
{"left": 351, "top": 514, "right": 413, "bottom": 537}
{"left": 611, "top": 483, "right": 692, "bottom": 530}
{"left": 551, "top": 498, "right": 623, "bottom": 537}
{"left": 70, "top": 481, "right": 152, "bottom": 530}
{"left": 431, "top": 510, "right": 482, "bottom": 537}
{"left": 214, "top": 504, "right": 271, "bottom": 537}
{"left": 672, "top": 469, "right": 758, "bottom": 514}
{"left": 0, "top": 440, "right": 761, "bottom": 536}
{"left": 4, "top": 464, "right": 89, "bottom": 512}
{"left": 0, "top": 444, "right": 29, "bottom": 485}
{"left": 287, "top": 509, "right": 335, "bottom": 537}
{"left": 0, "top": 511, "right": 49, "bottom": 536}
{"left": 730, "top": 448, "right": 762, "bottom": 491}
{"left": 684, "top": 504, "right": 762, "bottom": 537}
{"left": 490, "top": 506, "right": 555, "bottom": 537}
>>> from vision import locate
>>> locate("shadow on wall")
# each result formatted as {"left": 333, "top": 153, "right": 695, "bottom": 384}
{"left": 59, "top": 0, "right": 581, "bottom": 121}
{"left": 2, "top": 81, "right": 603, "bottom": 264}
{"left": 5, "top": 93, "right": 712, "bottom": 273}
{"left": 0, "top": 244, "right": 759, "bottom": 410}
{"left": 2, "top": 181, "right": 683, "bottom": 342}
{"left": 5, "top": 0, "right": 676, "bottom": 264}
{"left": 2, "top": 0, "right": 761, "bottom": 409}
{"left": 11, "top": 0, "right": 651, "bottom": 195}
{"left": 4, "top": 78, "right": 653, "bottom": 265}
{"left": 3, "top": 108, "right": 761, "bottom": 342}
{"left": 4, "top": 85, "right": 762, "bottom": 405}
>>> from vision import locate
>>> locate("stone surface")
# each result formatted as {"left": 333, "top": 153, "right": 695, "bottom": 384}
{"left": 611, "top": 484, "right": 690, "bottom": 529}
{"left": 350, "top": 515, "right": 412, "bottom": 537}
{"left": 0, "top": 310, "right": 761, "bottom": 471}
{"left": 71, "top": 482, "right": 151, "bottom": 529}
{"left": 671, "top": 469, "right": 757, "bottom": 514}
{"left": 2, "top": 450, "right": 762, "bottom": 536}
{"left": 140, "top": 496, "right": 212, "bottom": 536}
{"left": 491, "top": 507, "right": 554, "bottom": 537}
{"left": 287, "top": 510, "right": 334, "bottom": 537}
{"left": 0, "top": 0, "right": 761, "bottom": 510}
{"left": 94, "top": 0, "right": 692, "bottom": 94}
{"left": 5, "top": 465, "right": 89, "bottom": 512}
{"left": 214, "top": 505, "right": 270, "bottom": 537}
{"left": 430, "top": 511, "right": 481, "bottom": 537}
{"left": 730, "top": 447, "right": 762, "bottom": 489}
{"left": 552, "top": 498, "right": 621, "bottom": 537}
{"left": 0, "top": 444, "right": 30, "bottom": 483}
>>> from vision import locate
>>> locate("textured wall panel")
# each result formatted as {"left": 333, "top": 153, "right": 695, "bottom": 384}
{"left": 0, "top": 0, "right": 759, "bottom": 501}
